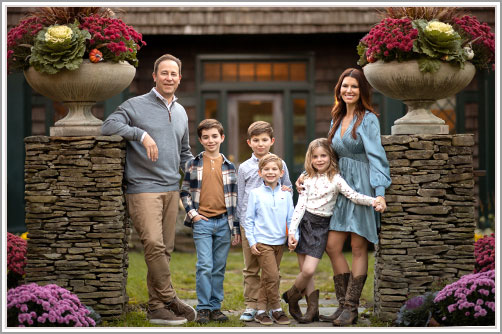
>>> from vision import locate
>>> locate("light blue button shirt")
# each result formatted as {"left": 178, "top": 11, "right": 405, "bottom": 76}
{"left": 244, "top": 182, "right": 294, "bottom": 247}
{"left": 236, "top": 153, "right": 292, "bottom": 222}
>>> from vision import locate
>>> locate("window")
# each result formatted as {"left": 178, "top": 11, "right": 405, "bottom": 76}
{"left": 203, "top": 61, "right": 308, "bottom": 82}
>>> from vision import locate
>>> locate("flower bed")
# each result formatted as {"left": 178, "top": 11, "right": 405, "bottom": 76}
{"left": 474, "top": 234, "right": 495, "bottom": 273}
{"left": 434, "top": 270, "right": 495, "bottom": 326}
{"left": 7, "top": 283, "right": 96, "bottom": 327}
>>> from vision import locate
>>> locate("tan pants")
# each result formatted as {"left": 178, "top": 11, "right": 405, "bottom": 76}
{"left": 255, "top": 243, "right": 284, "bottom": 311}
{"left": 126, "top": 192, "right": 179, "bottom": 310}
{"left": 241, "top": 226, "right": 261, "bottom": 309}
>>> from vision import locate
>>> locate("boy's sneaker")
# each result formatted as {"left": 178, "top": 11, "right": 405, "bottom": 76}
{"left": 254, "top": 311, "right": 273, "bottom": 325}
{"left": 270, "top": 310, "right": 291, "bottom": 325}
{"left": 147, "top": 307, "right": 187, "bottom": 326}
{"left": 166, "top": 297, "right": 197, "bottom": 322}
{"left": 210, "top": 309, "right": 229, "bottom": 322}
{"left": 196, "top": 309, "right": 211, "bottom": 324}
{"left": 240, "top": 308, "right": 257, "bottom": 321}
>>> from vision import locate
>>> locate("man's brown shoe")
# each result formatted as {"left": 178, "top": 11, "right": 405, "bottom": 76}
{"left": 147, "top": 307, "right": 187, "bottom": 326}
{"left": 166, "top": 297, "right": 197, "bottom": 322}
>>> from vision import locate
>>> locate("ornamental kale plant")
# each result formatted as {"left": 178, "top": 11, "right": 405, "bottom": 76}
{"left": 474, "top": 233, "right": 495, "bottom": 273}
{"left": 7, "top": 283, "right": 96, "bottom": 327}
{"left": 30, "top": 22, "right": 90, "bottom": 74}
{"left": 357, "top": 7, "right": 495, "bottom": 73}
{"left": 434, "top": 270, "right": 495, "bottom": 326}
{"left": 396, "top": 292, "right": 439, "bottom": 326}
{"left": 7, "top": 7, "right": 146, "bottom": 74}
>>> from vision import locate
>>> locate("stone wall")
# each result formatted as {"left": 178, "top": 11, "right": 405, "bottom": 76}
{"left": 24, "top": 135, "right": 130, "bottom": 320}
{"left": 374, "top": 134, "right": 476, "bottom": 321}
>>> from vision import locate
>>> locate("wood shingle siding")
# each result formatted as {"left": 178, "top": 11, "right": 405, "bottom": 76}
{"left": 7, "top": 6, "right": 494, "bottom": 34}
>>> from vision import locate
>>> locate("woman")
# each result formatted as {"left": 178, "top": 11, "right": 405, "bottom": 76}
{"left": 296, "top": 68, "right": 390, "bottom": 326}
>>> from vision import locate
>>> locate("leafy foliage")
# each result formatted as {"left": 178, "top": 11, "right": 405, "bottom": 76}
{"left": 29, "top": 22, "right": 90, "bottom": 74}
{"left": 7, "top": 7, "right": 146, "bottom": 74}
{"left": 396, "top": 292, "right": 439, "bottom": 326}
{"left": 357, "top": 7, "right": 495, "bottom": 73}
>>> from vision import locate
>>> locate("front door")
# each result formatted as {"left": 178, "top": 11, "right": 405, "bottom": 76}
{"left": 227, "top": 93, "right": 283, "bottom": 165}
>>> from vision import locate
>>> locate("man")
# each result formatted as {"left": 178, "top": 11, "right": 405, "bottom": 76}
{"left": 102, "top": 54, "right": 196, "bottom": 325}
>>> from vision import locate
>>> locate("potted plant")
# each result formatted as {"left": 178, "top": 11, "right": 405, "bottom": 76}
{"left": 7, "top": 7, "right": 146, "bottom": 136}
{"left": 356, "top": 7, "right": 495, "bottom": 135}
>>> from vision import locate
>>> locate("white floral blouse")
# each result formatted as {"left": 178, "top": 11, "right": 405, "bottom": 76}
{"left": 289, "top": 173, "right": 376, "bottom": 235}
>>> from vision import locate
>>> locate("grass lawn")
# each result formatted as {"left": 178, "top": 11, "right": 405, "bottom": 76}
{"left": 103, "top": 247, "right": 376, "bottom": 327}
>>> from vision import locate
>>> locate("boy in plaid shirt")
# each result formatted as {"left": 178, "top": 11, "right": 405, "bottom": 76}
{"left": 181, "top": 119, "right": 241, "bottom": 324}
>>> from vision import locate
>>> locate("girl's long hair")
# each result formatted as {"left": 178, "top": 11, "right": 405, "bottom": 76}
{"left": 327, "top": 68, "right": 378, "bottom": 142}
{"left": 304, "top": 138, "right": 339, "bottom": 180}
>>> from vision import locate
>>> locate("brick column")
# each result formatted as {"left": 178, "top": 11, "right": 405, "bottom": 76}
{"left": 24, "top": 135, "right": 130, "bottom": 320}
{"left": 374, "top": 134, "right": 476, "bottom": 321}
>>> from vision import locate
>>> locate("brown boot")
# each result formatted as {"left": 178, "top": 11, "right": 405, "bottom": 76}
{"left": 298, "top": 289, "right": 319, "bottom": 323}
{"left": 281, "top": 285, "right": 304, "bottom": 321}
{"left": 319, "top": 273, "right": 350, "bottom": 322}
{"left": 333, "top": 273, "right": 367, "bottom": 326}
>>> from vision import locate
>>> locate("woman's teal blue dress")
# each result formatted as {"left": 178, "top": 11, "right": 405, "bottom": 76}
{"left": 329, "top": 111, "right": 391, "bottom": 244}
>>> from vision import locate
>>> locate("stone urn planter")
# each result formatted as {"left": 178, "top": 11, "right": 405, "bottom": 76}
{"left": 363, "top": 60, "right": 476, "bottom": 135}
{"left": 24, "top": 60, "right": 136, "bottom": 136}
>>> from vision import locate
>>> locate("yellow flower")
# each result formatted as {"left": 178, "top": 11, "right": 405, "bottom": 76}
{"left": 45, "top": 25, "right": 73, "bottom": 43}
{"left": 20, "top": 232, "right": 29, "bottom": 240}
{"left": 425, "top": 21, "right": 455, "bottom": 35}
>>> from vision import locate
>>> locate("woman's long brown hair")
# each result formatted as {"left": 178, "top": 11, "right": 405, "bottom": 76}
{"left": 327, "top": 68, "right": 378, "bottom": 142}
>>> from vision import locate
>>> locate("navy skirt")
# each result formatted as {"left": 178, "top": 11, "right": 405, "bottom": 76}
{"left": 295, "top": 211, "right": 331, "bottom": 259}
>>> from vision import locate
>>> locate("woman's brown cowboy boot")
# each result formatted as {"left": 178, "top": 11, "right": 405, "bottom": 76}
{"left": 298, "top": 289, "right": 320, "bottom": 323}
{"left": 319, "top": 273, "right": 350, "bottom": 322}
{"left": 333, "top": 273, "right": 367, "bottom": 326}
{"left": 282, "top": 284, "right": 304, "bottom": 321}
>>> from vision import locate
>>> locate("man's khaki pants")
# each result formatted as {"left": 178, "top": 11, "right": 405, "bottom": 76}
{"left": 255, "top": 243, "right": 284, "bottom": 311}
{"left": 126, "top": 192, "right": 179, "bottom": 311}
{"left": 241, "top": 226, "right": 261, "bottom": 309}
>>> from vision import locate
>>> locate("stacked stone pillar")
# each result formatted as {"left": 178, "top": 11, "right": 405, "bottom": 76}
{"left": 374, "top": 134, "right": 476, "bottom": 321}
{"left": 24, "top": 135, "right": 129, "bottom": 320}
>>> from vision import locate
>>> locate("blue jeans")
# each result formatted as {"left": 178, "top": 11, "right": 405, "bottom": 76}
{"left": 193, "top": 215, "right": 231, "bottom": 311}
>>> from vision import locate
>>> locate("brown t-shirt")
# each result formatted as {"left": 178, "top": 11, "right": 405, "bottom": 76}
{"left": 198, "top": 154, "right": 226, "bottom": 218}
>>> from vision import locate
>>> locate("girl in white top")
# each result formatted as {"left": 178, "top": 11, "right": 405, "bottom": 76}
{"left": 282, "top": 138, "right": 383, "bottom": 323}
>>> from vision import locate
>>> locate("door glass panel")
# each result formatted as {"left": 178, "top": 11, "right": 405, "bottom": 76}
{"left": 293, "top": 98, "right": 307, "bottom": 165}
{"left": 237, "top": 101, "right": 273, "bottom": 163}
{"left": 204, "top": 99, "right": 218, "bottom": 119}
{"left": 228, "top": 94, "right": 283, "bottom": 165}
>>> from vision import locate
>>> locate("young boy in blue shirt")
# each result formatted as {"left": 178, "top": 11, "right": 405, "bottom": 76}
{"left": 244, "top": 154, "right": 295, "bottom": 326}
{"left": 181, "top": 119, "right": 241, "bottom": 324}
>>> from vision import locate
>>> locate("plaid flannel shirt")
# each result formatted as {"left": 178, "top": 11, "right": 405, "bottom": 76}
{"left": 180, "top": 151, "right": 239, "bottom": 235}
